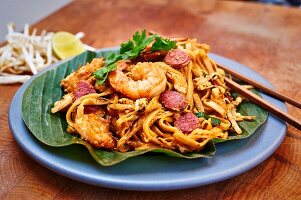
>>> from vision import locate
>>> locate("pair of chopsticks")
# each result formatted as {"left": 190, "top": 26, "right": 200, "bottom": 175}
{"left": 150, "top": 31, "right": 301, "bottom": 130}
{"left": 218, "top": 63, "right": 301, "bottom": 130}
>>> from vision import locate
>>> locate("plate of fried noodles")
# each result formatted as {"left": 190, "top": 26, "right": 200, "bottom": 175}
{"left": 9, "top": 30, "right": 287, "bottom": 190}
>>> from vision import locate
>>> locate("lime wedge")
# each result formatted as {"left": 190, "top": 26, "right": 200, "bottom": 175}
{"left": 52, "top": 31, "right": 85, "bottom": 59}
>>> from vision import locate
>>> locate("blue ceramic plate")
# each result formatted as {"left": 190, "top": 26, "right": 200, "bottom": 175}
{"left": 9, "top": 47, "right": 287, "bottom": 191}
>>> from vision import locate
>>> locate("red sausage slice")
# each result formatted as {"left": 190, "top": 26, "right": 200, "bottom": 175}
{"left": 74, "top": 80, "right": 99, "bottom": 114}
{"left": 174, "top": 112, "right": 199, "bottom": 133}
{"left": 160, "top": 90, "right": 188, "bottom": 111}
{"left": 141, "top": 51, "right": 167, "bottom": 62}
{"left": 74, "top": 80, "right": 96, "bottom": 99}
{"left": 164, "top": 49, "right": 191, "bottom": 69}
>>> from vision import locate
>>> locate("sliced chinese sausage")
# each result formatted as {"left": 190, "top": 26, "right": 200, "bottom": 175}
{"left": 160, "top": 90, "right": 188, "bottom": 111}
{"left": 174, "top": 112, "right": 199, "bottom": 133}
{"left": 74, "top": 80, "right": 99, "bottom": 114}
{"left": 141, "top": 51, "right": 167, "bottom": 62}
{"left": 74, "top": 80, "right": 96, "bottom": 99}
{"left": 164, "top": 49, "right": 191, "bottom": 69}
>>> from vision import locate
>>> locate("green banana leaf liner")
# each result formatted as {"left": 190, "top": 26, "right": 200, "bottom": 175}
{"left": 22, "top": 50, "right": 268, "bottom": 166}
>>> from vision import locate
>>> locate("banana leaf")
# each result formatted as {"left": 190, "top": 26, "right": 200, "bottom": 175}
{"left": 21, "top": 50, "right": 267, "bottom": 166}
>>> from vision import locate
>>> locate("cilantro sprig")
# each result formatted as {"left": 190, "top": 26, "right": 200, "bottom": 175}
{"left": 195, "top": 112, "right": 221, "bottom": 126}
{"left": 94, "top": 30, "right": 176, "bottom": 84}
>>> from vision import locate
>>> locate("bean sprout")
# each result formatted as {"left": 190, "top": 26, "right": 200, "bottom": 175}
{"left": 0, "top": 23, "right": 57, "bottom": 84}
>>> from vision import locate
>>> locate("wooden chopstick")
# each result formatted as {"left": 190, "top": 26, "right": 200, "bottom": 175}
{"left": 217, "top": 63, "right": 301, "bottom": 109}
{"left": 225, "top": 77, "right": 301, "bottom": 130}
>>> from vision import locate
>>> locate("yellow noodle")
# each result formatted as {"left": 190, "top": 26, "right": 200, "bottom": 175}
{"left": 142, "top": 109, "right": 160, "bottom": 142}
{"left": 144, "top": 96, "right": 160, "bottom": 114}
{"left": 186, "top": 62, "right": 194, "bottom": 109}
{"left": 193, "top": 93, "right": 204, "bottom": 112}
{"left": 227, "top": 109, "right": 242, "bottom": 134}
{"left": 203, "top": 57, "right": 215, "bottom": 73}
{"left": 189, "top": 127, "right": 224, "bottom": 140}
{"left": 66, "top": 94, "right": 105, "bottom": 128}
{"left": 76, "top": 97, "right": 109, "bottom": 118}
{"left": 203, "top": 99, "right": 226, "bottom": 117}
{"left": 107, "top": 104, "right": 134, "bottom": 111}
{"left": 117, "top": 120, "right": 141, "bottom": 152}
{"left": 53, "top": 38, "right": 256, "bottom": 153}
{"left": 151, "top": 126, "right": 174, "bottom": 140}
{"left": 116, "top": 111, "right": 139, "bottom": 130}
{"left": 201, "top": 119, "right": 213, "bottom": 130}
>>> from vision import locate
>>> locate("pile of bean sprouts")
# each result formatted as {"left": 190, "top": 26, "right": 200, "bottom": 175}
{"left": 0, "top": 24, "right": 93, "bottom": 84}
{"left": 0, "top": 24, "right": 57, "bottom": 84}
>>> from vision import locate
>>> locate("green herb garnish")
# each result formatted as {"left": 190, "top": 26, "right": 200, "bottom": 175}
{"left": 94, "top": 30, "right": 176, "bottom": 84}
{"left": 195, "top": 112, "right": 210, "bottom": 119}
{"left": 94, "top": 62, "right": 117, "bottom": 84}
{"left": 151, "top": 36, "right": 176, "bottom": 51}
{"left": 211, "top": 117, "right": 221, "bottom": 126}
{"left": 94, "top": 52, "right": 123, "bottom": 84}
{"left": 195, "top": 112, "right": 221, "bottom": 126}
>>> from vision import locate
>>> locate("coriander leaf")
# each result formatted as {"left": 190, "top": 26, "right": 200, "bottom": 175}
{"left": 96, "top": 74, "right": 108, "bottom": 85}
{"left": 127, "top": 30, "right": 155, "bottom": 59}
{"left": 195, "top": 112, "right": 210, "bottom": 119}
{"left": 195, "top": 112, "right": 221, "bottom": 126}
{"left": 119, "top": 30, "right": 154, "bottom": 59}
{"left": 120, "top": 40, "right": 134, "bottom": 54}
{"left": 123, "top": 51, "right": 136, "bottom": 59}
{"left": 94, "top": 63, "right": 117, "bottom": 84}
{"left": 94, "top": 52, "right": 122, "bottom": 85}
{"left": 151, "top": 37, "right": 177, "bottom": 51}
{"left": 211, "top": 117, "right": 221, "bottom": 126}
{"left": 131, "top": 36, "right": 153, "bottom": 58}
{"left": 133, "top": 30, "right": 147, "bottom": 45}
{"left": 105, "top": 52, "right": 122, "bottom": 66}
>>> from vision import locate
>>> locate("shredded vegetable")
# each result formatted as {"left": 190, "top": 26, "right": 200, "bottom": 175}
{"left": 0, "top": 24, "right": 56, "bottom": 83}
{"left": 0, "top": 24, "right": 92, "bottom": 84}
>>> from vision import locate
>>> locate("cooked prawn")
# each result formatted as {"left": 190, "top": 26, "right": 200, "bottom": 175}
{"left": 108, "top": 61, "right": 167, "bottom": 99}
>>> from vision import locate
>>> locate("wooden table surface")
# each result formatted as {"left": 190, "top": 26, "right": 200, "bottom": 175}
{"left": 1, "top": 0, "right": 301, "bottom": 199}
